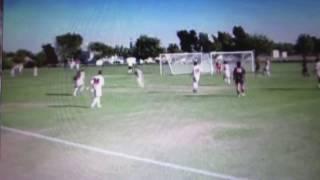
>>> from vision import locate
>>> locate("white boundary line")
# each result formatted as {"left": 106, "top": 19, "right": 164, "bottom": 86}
{"left": 2, "top": 126, "right": 246, "bottom": 180}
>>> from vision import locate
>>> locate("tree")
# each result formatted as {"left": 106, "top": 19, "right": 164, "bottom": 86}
{"left": 198, "top": 33, "right": 213, "bottom": 52}
{"left": 34, "top": 51, "right": 47, "bottom": 67}
{"left": 177, "top": 30, "right": 192, "bottom": 52}
{"left": 189, "top": 30, "right": 200, "bottom": 51}
{"left": 3, "top": 51, "right": 14, "bottom": 69}
{"left": 296, "top": 34, "right": 314, "bottom": 76}
{"left": 42, "top": 44, "right": 58, "bottom": 66}
{"left": 177, "top": 30, "right": 200, "bottom": 52}
{"left": 16, "top": 49, "right": 34, "bottom": 59}
{"left": 167, "top": 43, "right": 180, "bottom": 53}
{"left": 211, "top": 35, "right": 222, "bottom": 51}
{"left": 216, "top": 31, "right": 234, "bottom": 51}
{"left": 11, "top": 49, "right": 34, "bottom": 64}
{"left": 88, "top": 42, "right": 114, "bottom": 58}
{"left": 274, "top": 42, "right": 295, "bottom": 55}
{"left": 114, "top": 45, "right": 130, "bottom": 58}
{"left": 134, "top": 35, "right": 162, "bottom": 59}
{"left": 233, "top": 26, "right": 250, "bottom": 51}
{"left": 296, "top": 34, "right": 314, "bottom": 57}
{"left": 55, "top": 33, "right": 83, "bottom": 60}
{"left": 312, "top": 36, "right": 320, "bottom": 58}
{"left": 248, "top": 34, "right": 274, "bottom": 57}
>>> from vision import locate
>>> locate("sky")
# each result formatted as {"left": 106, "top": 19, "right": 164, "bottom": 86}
{"left": 4, "top": 0, "right": 320, "bottom": 53}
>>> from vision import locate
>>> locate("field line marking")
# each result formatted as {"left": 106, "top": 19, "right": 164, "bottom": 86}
{"left": 2, "top": 126, "right": 246, "bottom": 180}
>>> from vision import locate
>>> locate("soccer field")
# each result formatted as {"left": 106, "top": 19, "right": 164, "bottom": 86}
{"left": 1, "top": 63, "right": 320, "bottom": 180}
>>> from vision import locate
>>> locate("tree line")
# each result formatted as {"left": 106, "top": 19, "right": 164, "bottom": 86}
{"left": 3, "top": 26, "right": 320, "bottom": 68}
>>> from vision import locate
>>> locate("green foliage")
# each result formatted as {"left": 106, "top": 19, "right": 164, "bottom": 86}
{"left": 34, "top": 51, "right": 47, "bottom": 66}
{"left": 3, "top": 57, "right": 14, "bottom": 69}
{"left": 274, "top": 43, "right": 295, "bottom": 55}
{"left": 177, "top": 30, "right": 200, "bottom": 52}
{"left": 248, "top": 34, "right": 274, "bottom": 56}
{"left": 232, "top": 26, "right": 251, "bottom": 51}
{"left": 216, "top": 31, "right": 234, "bottom": 51}
{"left": 134, "top": 35, "right": 162, "bottom": 59}
{"left": 312, "top": 36, "right": 320, "bottom": 57}
{"left": 198, "top": 32, "right": 213, "bottom": 52}
{"left": 55, "top": 33, "right": 83, "bottom": 59}
{"left": 16, "top": 49, "right": 34, "bottom": 59}
{"left": 296, "top": 34, "right": 314, "bottom": 56}
{"left": 114, "top": 45, "right": 130, "bottom": 58}
{"left": 167, "top": 43, "right": 180, "bottom": 53}
{"left": 88, "top": 42, "right": 114, "bottom": 58}
{"left": 42, "top": 44, "right": 58, "bottom": 65}
{"left": 6, "top": 49, "right": 35, "bottom": 65}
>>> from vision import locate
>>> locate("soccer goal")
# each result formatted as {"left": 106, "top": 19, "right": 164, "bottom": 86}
{"left": 159, "top": 52, "right": 214, "bottom": 75}
{"left": 159, "top": 51, "right": 255, "bottom": 75}
{"left": 210, "top": 51, "right": 255, "bottom": 72}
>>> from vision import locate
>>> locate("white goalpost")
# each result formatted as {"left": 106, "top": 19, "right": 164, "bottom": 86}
{"left": 159, "top": 51, "right": 255, "bottom": 75}
{"left": 159, "top": 52, "right": 214, "bottom": 75}
{"left": 210, "top": 51, "right": 255, "bottom": 73}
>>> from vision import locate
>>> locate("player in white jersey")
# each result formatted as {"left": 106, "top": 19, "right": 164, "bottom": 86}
{"left": 315, "top": 58, "right": 320, "bottom": 88}
{"left": 263, "top": 59, "right": 271, "bottom": 77}
{"left": 75, "top": 59, "right": 81, "bottom": 70}
{"left": 223, "top": 61, "right": 231, "bottom": 84}
{"left": 127, "top": 57, "right": 136, "bottom": 73}
{"left": 73, "top": 69, "right": 85, "bottom": 96}
{"left": 192, "top": 61, "right": 201, "bottom": 93}
{"left": 134, "top": 68, "right": 144, "bottom": 88}
{"left": 90, "top": 70, "right": 105, "bottom": 108}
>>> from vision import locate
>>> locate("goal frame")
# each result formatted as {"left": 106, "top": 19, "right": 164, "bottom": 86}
{"left": 160, "top": 50, "right": 255, "bottom": 75}
{"left": 210, "top": 50, "right": 255, "bottom": 72}
{"left": 159, "top": 52, "right": 214, "bottom": 75}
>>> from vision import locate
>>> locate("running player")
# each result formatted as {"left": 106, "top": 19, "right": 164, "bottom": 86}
{"left": 90, "top": 70, "right": 105, "bottom": 108}
{"left": 73, "top": 69, "right": 85, "bottom": 96}
{"left": 134, "top": 68, "right": 144, "bottom": 88}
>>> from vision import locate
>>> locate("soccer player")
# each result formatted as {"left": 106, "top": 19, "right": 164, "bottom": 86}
{"left": 316, "top": 58, "right": 320, "bottom": 88}
{"left": 127, "top": 57, "right": 136, "bottom": 73}
{"left": 302, "top": 59, "right": 310, "bottom": 77}
{"left": 233, "top": 61, "right": 246, "bottom": 97}
{"left": 73, "top": 69, "right": 85, "bottom": 96}
{"left": 223, "top": 61, "right": 231, "bottom": 84}
{"left": 33, "top": 65, "right": 38, "bottom": 77}
{"left": 255, "top": 59, "right": 260, "bottom": 76}
{"left": 10, "top": 65, "right": 16, "bottom": 77}
{"left": 215, "top": 60, "right": 222, "bottom": 75}
{"left": 134, "top": 68, "right": 144, "bottom": 88}
{"left": 192, "top": 60, "right": 201, "bottom": 93}
{"left": 75, "top": 58, "right": 81, "bottom": 70}
{"left": 263, "top": 59, "right": 271, "bottom": 77}
{"left": 90, "top": 70, "right": 105, "bottom": 108}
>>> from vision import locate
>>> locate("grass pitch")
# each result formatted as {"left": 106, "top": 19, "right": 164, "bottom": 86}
{"left": 1, "top": 63, "right": 320, "bottom": 179}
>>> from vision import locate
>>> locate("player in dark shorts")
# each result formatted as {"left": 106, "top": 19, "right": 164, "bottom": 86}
{"left": 233, "top": 61, "right": 246, "bottom": 97}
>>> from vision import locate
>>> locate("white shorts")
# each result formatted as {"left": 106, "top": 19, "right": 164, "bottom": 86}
{"left": 93, "top": 88, "right": 102, "bottom": 97}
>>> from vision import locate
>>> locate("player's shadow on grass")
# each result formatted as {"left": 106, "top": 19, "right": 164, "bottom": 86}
{"left": 264, "top": 87, "right": 317, "bottom": 92}
{"left": 46, "top": 93, "right": 72, "bottom": 97}
{"left": 48, "top": 105, "right": 88, "bottom": 109}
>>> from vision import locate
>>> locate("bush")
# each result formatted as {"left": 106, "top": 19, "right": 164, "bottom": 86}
{"left": 3, "top": 58, "right": 14, "bottom": 69}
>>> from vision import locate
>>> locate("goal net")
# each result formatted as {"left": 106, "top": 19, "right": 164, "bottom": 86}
{"left": 159, "top": 53, "right": 213, "bottom": 75}
{"left": 210, "top": 51, "right": 255, "bottom": 73}
{"left": 159, "top": 51, "right": 255, "bottom": 75}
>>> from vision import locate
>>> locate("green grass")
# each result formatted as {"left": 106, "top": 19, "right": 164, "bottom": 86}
{"left": 1, "top": 63, "right": 320, "bottom": 179}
